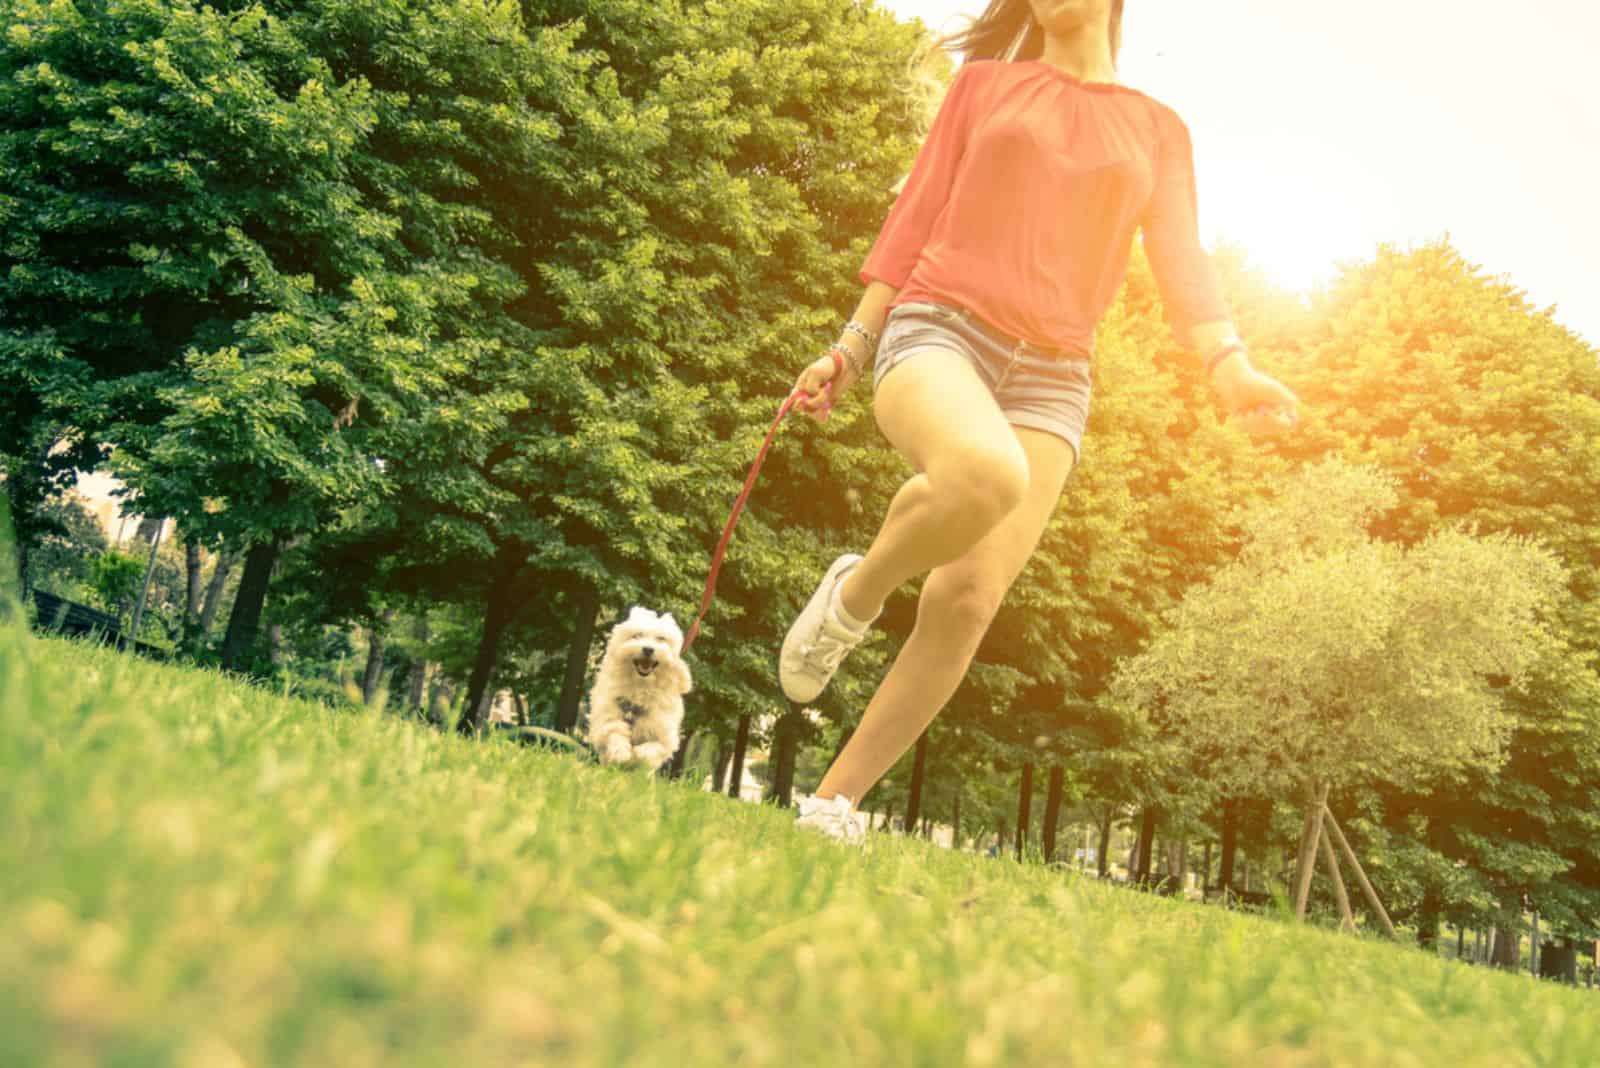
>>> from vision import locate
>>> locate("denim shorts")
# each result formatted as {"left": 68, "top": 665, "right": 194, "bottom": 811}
{"left": 872, "top": 300, "right": 1093, "bottom": 462}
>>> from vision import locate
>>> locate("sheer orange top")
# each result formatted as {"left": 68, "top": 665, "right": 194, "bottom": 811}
{"left": 859, "top": 59, "right": 1229, "bottom": 359}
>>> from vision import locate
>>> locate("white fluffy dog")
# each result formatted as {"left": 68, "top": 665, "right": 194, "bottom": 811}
{"left": 584, "top": 606, "right": 692, "bottom": 772}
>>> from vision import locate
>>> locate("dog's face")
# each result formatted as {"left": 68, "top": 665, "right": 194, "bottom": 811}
{"left": 604, "top": 606, "right": 691, "bottom": 694}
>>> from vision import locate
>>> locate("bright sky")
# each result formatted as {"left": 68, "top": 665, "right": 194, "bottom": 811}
{"left": 875, "top": 0, "right": 1600, "bottom": 347}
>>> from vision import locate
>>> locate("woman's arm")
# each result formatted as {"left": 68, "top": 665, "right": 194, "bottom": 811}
{"left": 795, "top": 66, "right": 983, "bottom": 420}
{"left": 857, "top": 63, "right": 982, "bottom": 292}
{"left": 1144, "top": 113, "right": 1298, "bottom": 431}
{"left": 1186, "top": 318, "right": 1300, "bottom": 431}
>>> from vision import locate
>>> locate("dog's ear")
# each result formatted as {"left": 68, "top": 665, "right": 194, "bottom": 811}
{"left": 668, "top": 655, "right": 692, "bottom": 696}
{"left": 600, "top": 615, "right": 627, "bottom": 658}
{"left": 659, "top": 613, "right": 683, "bottom": 654}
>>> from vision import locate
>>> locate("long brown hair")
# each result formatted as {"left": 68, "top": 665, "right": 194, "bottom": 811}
{"left": 936, "top": 0, "right": 1125, "bottom": 66}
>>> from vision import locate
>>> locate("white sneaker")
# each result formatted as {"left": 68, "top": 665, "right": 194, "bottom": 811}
{"left": 796, "top": 793, "right": 865, "bottom": 844}
{"left": 780, "top": 553, "right": 872, "bottom": 703}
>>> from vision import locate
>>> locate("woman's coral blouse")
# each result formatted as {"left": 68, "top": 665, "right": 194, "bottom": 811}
{"left": 860, "top": 59, "right": 1230, "bottom": 358}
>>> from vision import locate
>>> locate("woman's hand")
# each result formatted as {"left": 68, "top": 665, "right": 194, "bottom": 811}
{"left": 792, "top": 347, "right": 862, "bottom": 423}
{"left": 1211, "top": 353, "right": 1300, "bottom": 437}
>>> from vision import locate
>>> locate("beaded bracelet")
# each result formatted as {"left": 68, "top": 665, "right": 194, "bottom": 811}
{"left": 843, "top": 319, "right": 879, "bottom": 350}
{"left": 1203, "top": 339, "right": 1248, "bottom": 377}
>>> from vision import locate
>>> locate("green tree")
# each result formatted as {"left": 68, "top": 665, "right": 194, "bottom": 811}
{"left": 89, "top": 550, "right": 146, "bottom": 623}
{"left": 1278, "top": 240, "right": 1600, "bottom": 948}
{"left": 2, "top": 0, "right": 545, "bottom": 671}
{"left": 346, "top": 0, "right": 955, "bottom": 735}
{"left": 24, "top": 494, "right": 109, "bottom": 600}
{"left": 1115, "top": 459, "right": 1565, "bottom": 927}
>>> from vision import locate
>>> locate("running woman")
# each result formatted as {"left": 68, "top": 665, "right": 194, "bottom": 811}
{"left": 783, "top": 0, "right": 1300, "bottom": 841}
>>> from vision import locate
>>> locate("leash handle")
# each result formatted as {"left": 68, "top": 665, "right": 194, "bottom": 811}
{"left": 681, "top": 350, "right": 844, "bottom": 653}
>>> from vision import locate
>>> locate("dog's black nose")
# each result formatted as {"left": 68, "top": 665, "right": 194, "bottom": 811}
{"left": 639, "top": 645, "right": 656, "bottom": 659}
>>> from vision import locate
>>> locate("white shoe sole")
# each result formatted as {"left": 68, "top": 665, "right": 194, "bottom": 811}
{"left": 779, "top": 553, "right": 864, "bottom": 703}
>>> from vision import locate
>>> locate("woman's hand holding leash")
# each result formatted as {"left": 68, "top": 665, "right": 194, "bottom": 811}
{"left": 793, "top": 333, "right": 871, "bottom": 423}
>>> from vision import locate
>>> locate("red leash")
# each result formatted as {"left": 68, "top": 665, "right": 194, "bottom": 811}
{"left": 680, "top": 352, "right": 842, "bottom": 654}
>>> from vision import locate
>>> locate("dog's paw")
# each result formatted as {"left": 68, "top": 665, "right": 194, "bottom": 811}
{"left": 603, "top": 738, "right": 635, "bottom": 765}
{"left": 630, "top": 742, "right": 670, "bottom": 772}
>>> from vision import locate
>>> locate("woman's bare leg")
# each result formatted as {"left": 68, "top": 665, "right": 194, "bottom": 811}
{"left": 832, "top": 348, "right": 1032, "bottom": 623}
{"left": 817, "top": 425, "right": 1076, "bottom": 802}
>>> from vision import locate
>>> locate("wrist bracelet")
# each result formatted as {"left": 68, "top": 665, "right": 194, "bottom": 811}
{"left": 843, "top": 319, "right": 879, "bottom": 350}
{"left": 829, "top": 341, "right": 864, "bottom": 377}
{"left": 1204, "top": 340, "right": 1247, "bottom": 377}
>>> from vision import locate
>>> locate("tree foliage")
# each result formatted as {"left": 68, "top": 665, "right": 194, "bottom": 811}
{"left": 1114, "top": 459, "right": 1564, "bottom": 802}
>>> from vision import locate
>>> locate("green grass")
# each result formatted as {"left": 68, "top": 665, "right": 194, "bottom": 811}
{"left": 3, "top": 625, "right": 1596, "bottom": 1067}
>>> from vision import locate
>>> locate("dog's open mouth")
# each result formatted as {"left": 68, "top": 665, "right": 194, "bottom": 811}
{"left": 633, "top": 658, "right": 657, "bottom": 678}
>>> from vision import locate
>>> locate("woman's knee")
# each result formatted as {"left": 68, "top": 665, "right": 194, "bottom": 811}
{"left": 934, "top": 442, "right": 1029, "bottom": 530}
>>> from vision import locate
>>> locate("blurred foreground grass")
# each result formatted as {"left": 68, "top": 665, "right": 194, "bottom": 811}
{"left": 2, "top": 625, "right": 1594, "bottom": 1067}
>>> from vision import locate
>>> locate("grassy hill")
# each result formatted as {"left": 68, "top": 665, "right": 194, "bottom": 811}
{"left": 2, "top": 624, "right": 1595, "bottom": 1067}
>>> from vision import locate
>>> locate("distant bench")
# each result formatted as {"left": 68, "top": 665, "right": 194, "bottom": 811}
{"left": 29, "top": 588, "right": 169, "bottom": 659}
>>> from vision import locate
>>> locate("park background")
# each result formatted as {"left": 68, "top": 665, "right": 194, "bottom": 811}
{"left": 4, "top": 0, "right": 1600, "bottom": 1052}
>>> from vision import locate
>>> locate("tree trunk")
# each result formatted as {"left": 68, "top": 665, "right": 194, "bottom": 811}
{"left": 362, "top": 607, "right": 395, "bottom": 708}
{"left": 1416, "top": 884, "right": 1443, "bottom": 950}
{"left": 711, "top": 743, "right": 732, "bottom": 793}
{"left": 1292, "top": 780, "right": 1328, "bottom": 923}
{"left": 193, "top": 548, "right": 236, "bottom": 654}
{"left": 1200, "top": 840, "right": 1213, "bottom": 897}
{"left": 553, "top": 583, "right": 600, "bottom": 733}
{"left": 459, "top": 579, "right": 518, "bottom": 736}
{"left": 1538, "top": 938, "right": 1579, "bottom": 983}
{"left": 0, "top": 496, "right": 17, "bottom": 611}
{"left": 406, "top": 617, "right": 431, "bottom": 713}
{"left": 726, "top": 715, "right": 751, "bottom": 799}
{"left": 1015, "top": 763, "right": 1035, "bottom": 861}
{"left": 951, "top": 793, "right": 961, "bottom": 850}
{"left": 183, "top": 537, "right": 203, "bottom": 627}
{"left": 6, "top": 485, "right": 29, "bottom": 598}
{"left": 768, "top": 712, "right": 801, "bottom": 807}
{"left": 1456, "top": 926, "right": 1466, "bottom": 961}
{"left": 427, "top": 677, "right": 457, "bottom": 727}
{"left": 265, "top": 623, "right": 286, "bottom": 669}
{"left": 903, "top": 734, "right": 929, "bottom": 831}
{"left": 1096, "top": 810, "right": 1113, "bottom": 878}
{"left": 124, "top": 517, "right": 166, "bottom": 649}
{"left": 1529, "top": 912, "right": 1540, "bottom": 977}
{"left": 1134, "top": 807, "right": 1158, "bottom": 884}
{"left": 1491, "top": 926, "right": 1521, "bottom": 970}
{"left": 1219, "top": 799, "right": 1239, "bottom": 894}
{"left": 1040, "top": 766, "right": 1065, "bottom": 864}
{"left": 408, "top": 662, "right": 433, "bottom": 715}
{"left": 219, "top": 540, "right": 279, "bottom": 673}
